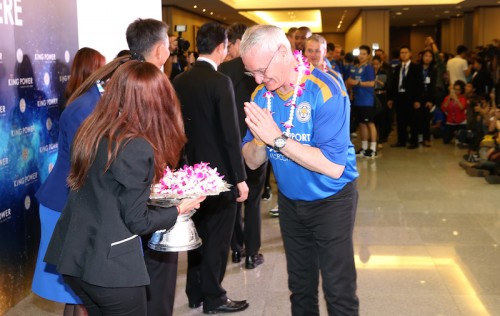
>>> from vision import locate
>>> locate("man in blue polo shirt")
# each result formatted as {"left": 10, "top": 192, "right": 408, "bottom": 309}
{"left": 348, "top": 45, "right": 377, "bottom": 158}
{"left": 240, "top": 25, "right": 359, "bottom": 316}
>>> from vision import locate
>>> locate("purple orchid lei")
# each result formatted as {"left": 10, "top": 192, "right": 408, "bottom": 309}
{"left": 264, "top": 50, "right": 310, "bottom": 136}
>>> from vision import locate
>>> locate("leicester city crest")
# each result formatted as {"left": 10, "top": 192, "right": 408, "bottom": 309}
{"left": 296, "top": 101, "right": 311, "bottom": 123}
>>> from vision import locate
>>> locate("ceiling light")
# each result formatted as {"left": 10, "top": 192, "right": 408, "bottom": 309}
{"left": 420, "top": 20, "right": 425, "bottom": 23}
{"left": 210, "top": 12, "right": 214, "bottom": 15}
{"left": 444, "top": 10, "right": 450, "bottom": 13}
{"left": 395, "top": 12, "right": 402, "bottom": 15}
{"left": 239, "top": 10, "right": 323, "bottom": 32}
{"left": 202, "top": 9, "right": 206, "bottom": 12}
{"left": 193, "top": 5, "right": 197, "bottom": 8}
{"left": 403, "top": 7, "right": 409, "bottom": 10}
{"left": 412, "top": 23, "right": 417, "bottom": 26}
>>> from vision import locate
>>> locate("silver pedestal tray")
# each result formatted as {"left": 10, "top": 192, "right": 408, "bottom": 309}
{"left": 147, "top": 198, "right": 202, "bottom": 252}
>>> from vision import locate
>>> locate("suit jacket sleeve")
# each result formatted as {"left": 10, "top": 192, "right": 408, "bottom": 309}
{"left": 111, "top": 138, "right": 178, "bottom": 235}
{"left": 388, "top": 65, "right": 400, "bottom": 101}
{"left": 411, "top": 63, "right": 424, "bottom": 103}
{"left": 214, "top": 75, "right": 247, "bottom": 184}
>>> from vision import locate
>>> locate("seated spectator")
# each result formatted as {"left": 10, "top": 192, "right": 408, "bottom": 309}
{"left": 442, "top": 80, "right": 467, "bottom": 144}
{"left": 430, "top": 105, "right": 446, "bottom": 140}
{"left": 465, "top": 111, "right": 500, "bottom": 183}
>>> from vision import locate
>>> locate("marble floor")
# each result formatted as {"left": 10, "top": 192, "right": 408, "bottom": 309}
{"left": 5, "top": 139, "right": 500, "bottom": 316}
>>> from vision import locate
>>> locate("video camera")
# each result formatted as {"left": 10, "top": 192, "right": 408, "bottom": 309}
{"left": 174, "top": 25, "right": 190, "bottom": 57}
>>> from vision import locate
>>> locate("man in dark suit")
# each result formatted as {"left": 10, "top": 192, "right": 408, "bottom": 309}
{"left": 122, "top": 19, "right": 183, "bottom": 316}
{"left": 173, "top": 22, "right": 249, "bottom": 314}
{"left": 388, "top": 45, "right": 424, "bottom": 149}
{"left": 219, "top": 23, "right": 265, "bottom": 270}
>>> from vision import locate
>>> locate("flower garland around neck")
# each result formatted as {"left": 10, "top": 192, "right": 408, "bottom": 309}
{"left": 264, "top": 50, "right": 310, "bottom": 136}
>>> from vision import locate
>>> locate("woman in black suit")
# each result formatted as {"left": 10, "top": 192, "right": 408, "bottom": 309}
{"left": 45, "top": 61, "right": 205, "bottom": 315}
{"left": 419, "top": 49, "right": 438, "bottom": 147}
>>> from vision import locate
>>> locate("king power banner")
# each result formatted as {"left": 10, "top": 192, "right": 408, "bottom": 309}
{"left": 0, "top": 0, "right": 78, "bottom": 313}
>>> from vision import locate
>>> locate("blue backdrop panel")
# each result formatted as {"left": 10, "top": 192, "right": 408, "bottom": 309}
{"left": 0, "top": 0, "right": 78, "bottom": 313}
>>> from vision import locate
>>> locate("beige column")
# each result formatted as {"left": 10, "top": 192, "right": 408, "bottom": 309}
{"left": 345, "top": 10, "right": 390, "bottom": 55}
{"left": 473, "top": 6, "right": 500, "bottom": 48}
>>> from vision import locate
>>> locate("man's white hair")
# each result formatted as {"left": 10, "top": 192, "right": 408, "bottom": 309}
{"left": 240, "top": 25, "right": 291, "bottom": 57}
{"left": 306, "top": 34, "right": 327, "bottom": 50}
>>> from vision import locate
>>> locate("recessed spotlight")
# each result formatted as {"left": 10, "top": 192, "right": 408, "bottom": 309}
{"left": 395, "top": 12, "right": 402, "bottom": 15}
{"left": 444, "top": 10, "right": 450, "bottom": 14}
{"left": 412, "top": 24, "right": 417, "bottom": 27}
{"left": 419, "top": 20, "right": 425, "bottom": 23}
{"left": 202, "top": 8, "right": 206, "bottom": 12}
{"left": 210, "top": 12, "right": 213, "bottom": 15}
{"left": 456, "top": 5, "right": 461, "bottom": 9}
{"left": 193, "top": 5, "right": 197, "bottom": 8}
{"left": 403, "top": 7, "right": 409, "bottom": 11}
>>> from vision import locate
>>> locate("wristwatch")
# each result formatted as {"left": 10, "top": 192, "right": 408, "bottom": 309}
{"left": 273, "top": 134, "right": 288, "bottom": 152}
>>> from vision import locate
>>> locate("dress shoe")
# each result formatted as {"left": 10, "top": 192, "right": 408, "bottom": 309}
{"left": 231, "top": 250, "right": 244, "bottom": 263}
{"left": 390, "top": 143, "right": 406, "bottom": 148}
{"left": 245, "top": 254, "right": 264, "bottom": 269}
{"left": 407, "top": 144, "right": 419, "bottom": 149}
{"left": 261, "top": 186, "right": 272, "bottom": 201}
{"left": 203, "top": 299, "right": 249, "bottom": 314}
{"left": 189, "top": 301, "right": 202, "bottom": 309}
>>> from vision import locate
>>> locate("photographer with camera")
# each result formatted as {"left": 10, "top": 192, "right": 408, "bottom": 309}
{"left": 165, "top": 25, "right": 191, "bottom": 80}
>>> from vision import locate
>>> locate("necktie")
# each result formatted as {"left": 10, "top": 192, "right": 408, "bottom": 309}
{"left": 399, "top": 64, "right": 406, "bottom": 91}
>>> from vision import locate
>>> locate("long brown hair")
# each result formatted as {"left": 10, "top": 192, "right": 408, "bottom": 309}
{"left": 65, "top": 55, "right": 132, "bottom": 106}
{"left": 64, "top": 47, "right": 105, "bottom": 102}
{"left": 67, "top": 61, "right": 186, "bottom": 190}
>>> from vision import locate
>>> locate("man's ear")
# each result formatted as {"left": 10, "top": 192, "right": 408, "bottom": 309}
{"left": 217, "top": 41, "right": 226, "bottom": 53}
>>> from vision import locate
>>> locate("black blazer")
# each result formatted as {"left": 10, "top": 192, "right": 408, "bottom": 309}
{"left": 173, "top": 60, "right": 246, "bottom": 190}
{"left": 421, "top": 65, "right": 438, "bottom": 104}
{"left": 389, "top": 61, "right": 424, "bottom": 104}
{"left": 219, "top": 57, "right": 258, "bottom": 139}
{"left": 45, "top": 138, "right": 178, "bottom": 287}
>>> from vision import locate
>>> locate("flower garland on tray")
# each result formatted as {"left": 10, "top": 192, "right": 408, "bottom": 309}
{"left": 150, "top": 162, "right": 231, "bottom": 200}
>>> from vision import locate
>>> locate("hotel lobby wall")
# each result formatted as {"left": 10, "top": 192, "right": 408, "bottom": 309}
{"left": 345, "top": 10, "right": 389, "bottom": 57}
{"left": 440, "top": 6, "right": 500, "bottom": 56}
{"left": 77, "top": 0, "right": 162, "bottom": 62}
{"left": 321, "top": 34, "right": 346, "bottom": 52}
{"left": 473, "top": 7, "right": 500, "bottom": 48}
{"left": 163, "top": 7, "right": 346, "bottom": 55}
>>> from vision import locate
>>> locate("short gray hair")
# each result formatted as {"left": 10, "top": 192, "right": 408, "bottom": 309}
{"left": 306, "top": 34, "right": 327, "bottom": 50}
{"left": 240, "top": 25, "right": 290, "bottom": 57}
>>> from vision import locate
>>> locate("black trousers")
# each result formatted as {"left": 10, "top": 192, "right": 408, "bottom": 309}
{"left": 278, "top": 181, "right": 359, "bottom": 316}
{"left": 142, "top": 244, "right": 178, "bottom": 316}
{"left": 64, "top": 275, "right": 147, "bottom": 316}
{"left": 374, "top": 92, "right": 391, "bottom": 141}
{"left": 231, "top": 162, "right": 267, "bottom": 255}
{"left": 443, "top": 124, "right": 466, "bottom": 144}
{"left": 416, "top": 105, "right": 432, "bottom": 142}
{"left": 186, "top": 192, "right": 237, "bottom": 310}
{"left": 395, "top": 92, "right": 419, "bottom": 145}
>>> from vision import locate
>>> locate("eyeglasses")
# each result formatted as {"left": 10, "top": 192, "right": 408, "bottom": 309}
{"left": 244, "top": 47, "right": 280, "bottom": 79}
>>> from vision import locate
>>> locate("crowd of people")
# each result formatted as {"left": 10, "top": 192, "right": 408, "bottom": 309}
{"left": 30, "top": 16, "right": 500, "bottom": 316}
